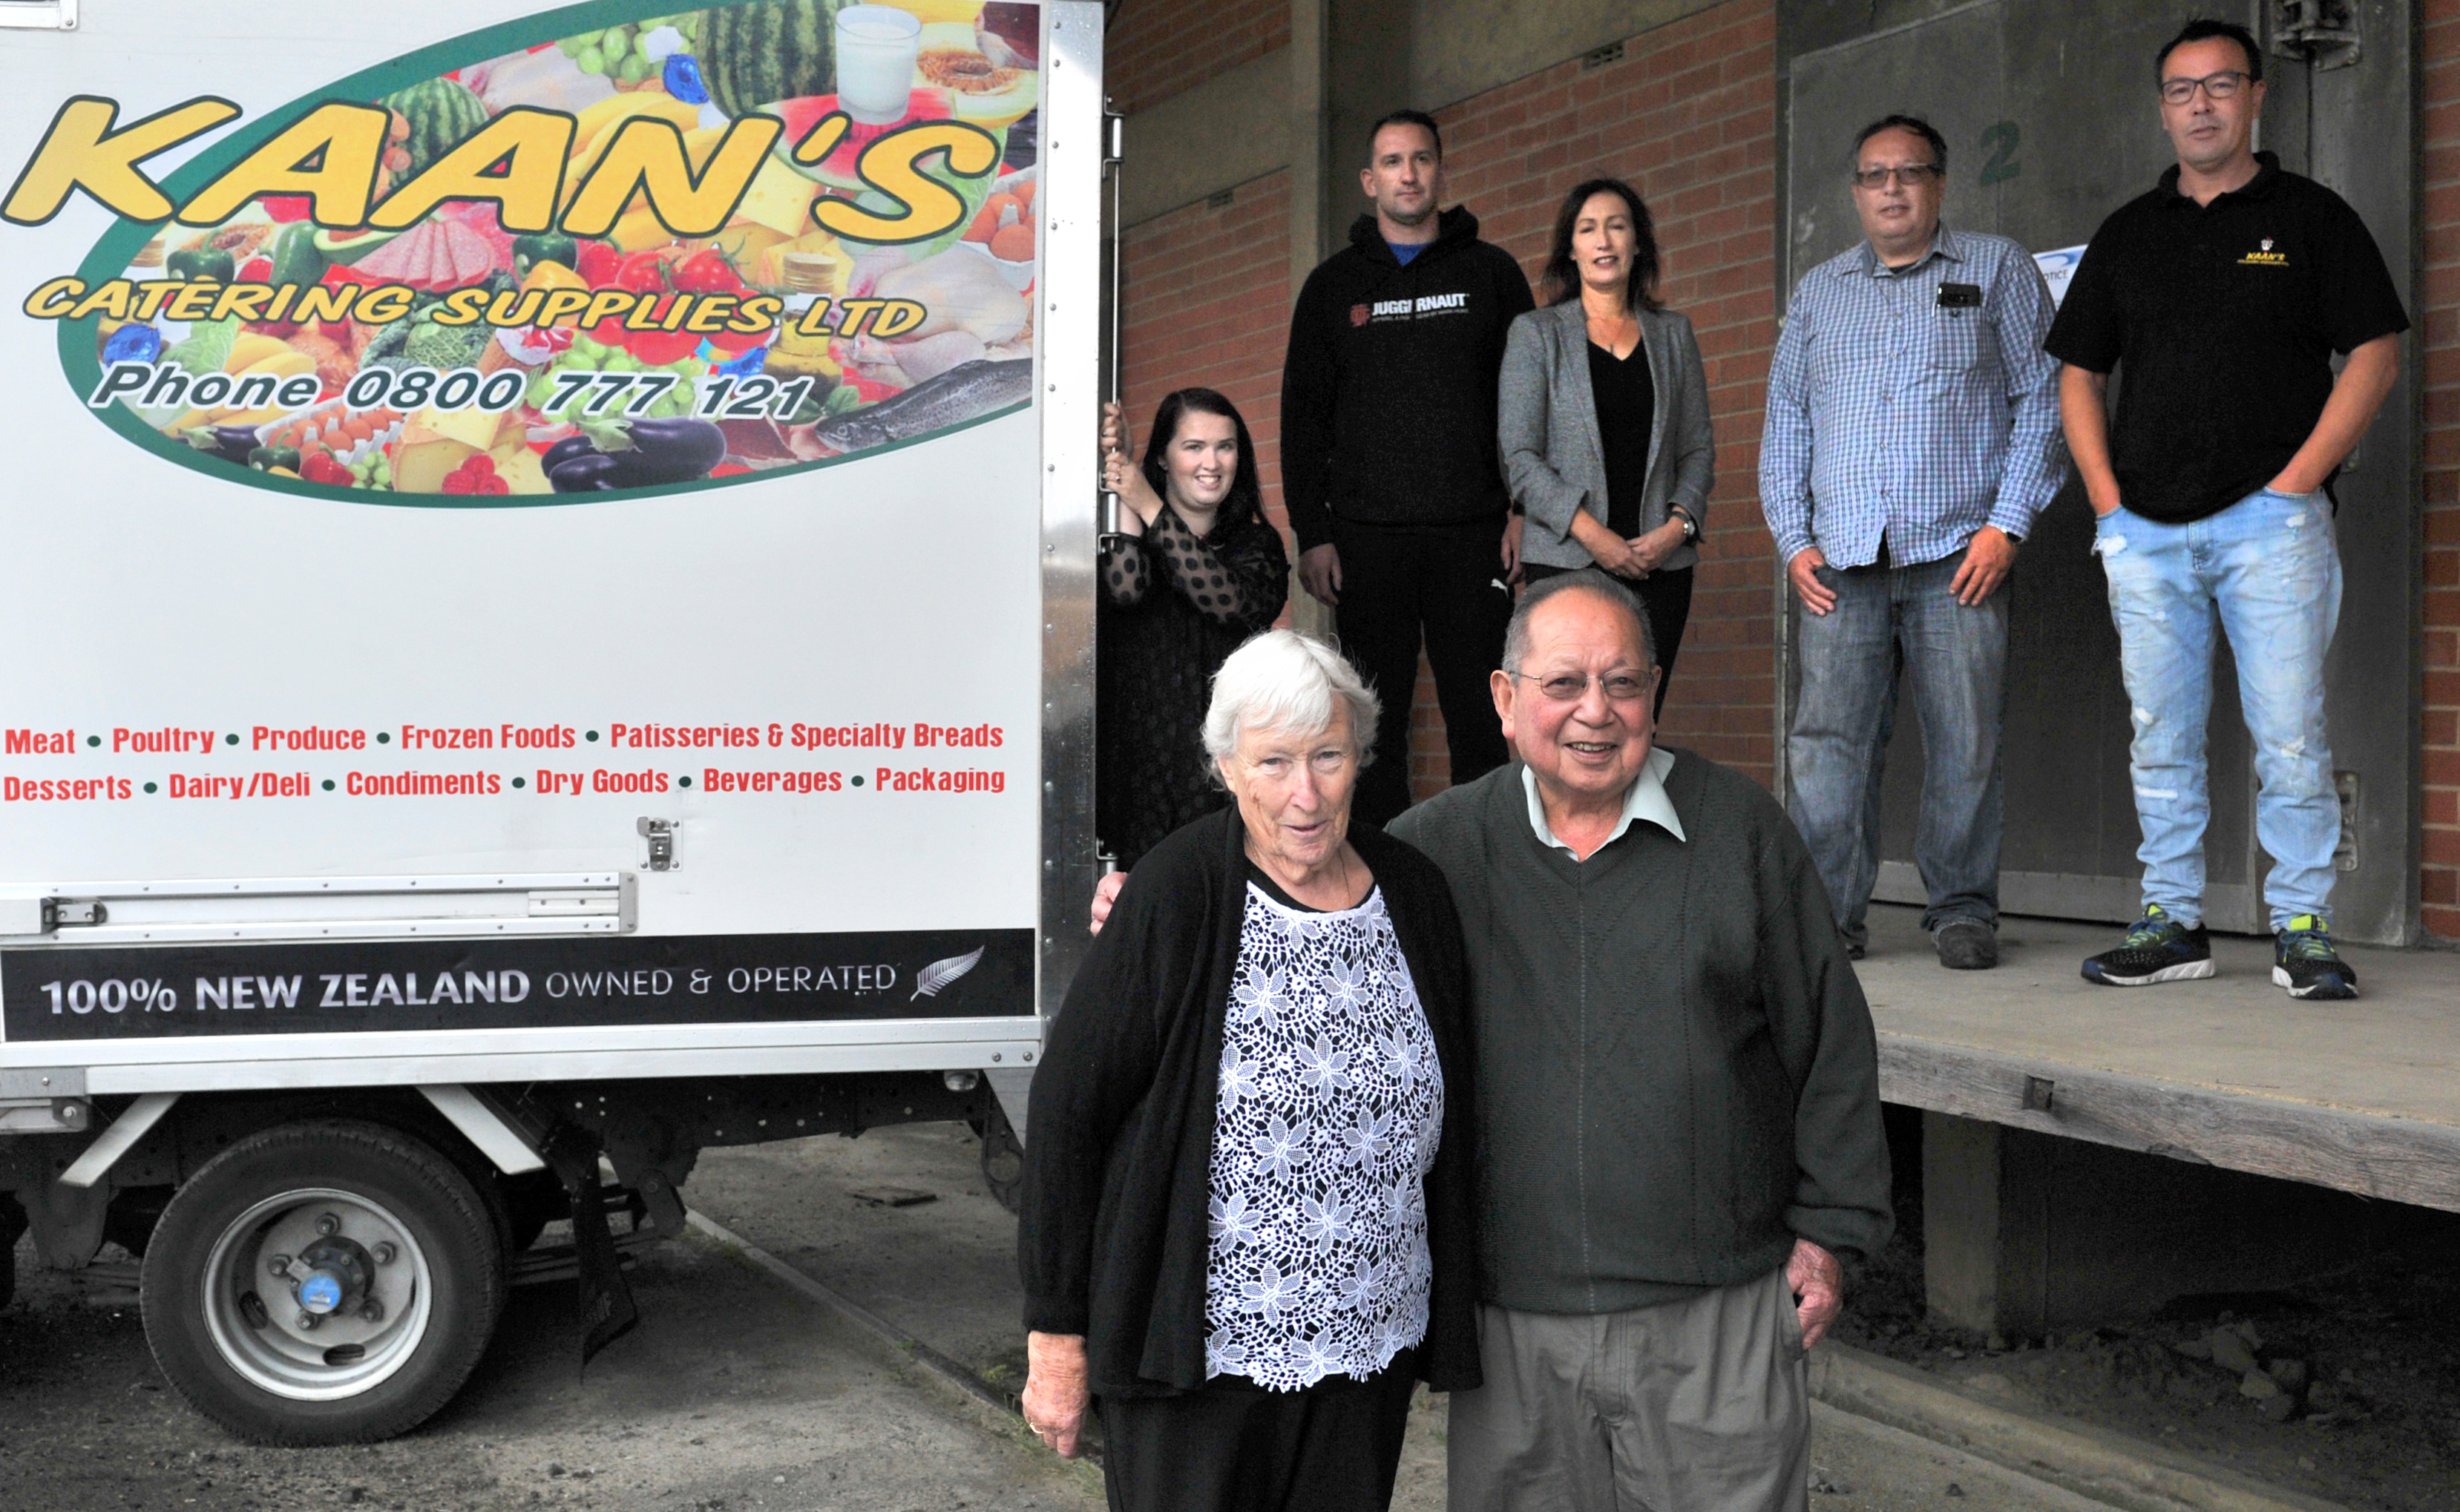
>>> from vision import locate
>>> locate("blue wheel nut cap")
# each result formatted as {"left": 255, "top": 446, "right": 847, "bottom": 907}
{"left": 298, "top": 1271, "right": 343, "bottom": 1312}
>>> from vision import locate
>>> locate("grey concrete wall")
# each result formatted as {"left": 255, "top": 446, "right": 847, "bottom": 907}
{"left": 1118, "top": 0, "right": 1732, "bottom": 228}
{"left": 1409, "top": 0, "right": 1726, "bottom": 110}
{"left": 1119, "top": 48, "right": 1292, "bottom": 228}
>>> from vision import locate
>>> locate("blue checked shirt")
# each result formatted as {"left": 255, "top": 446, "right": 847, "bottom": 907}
{"left": 1759, "top": 226, "right": 2064, "bottom": 569}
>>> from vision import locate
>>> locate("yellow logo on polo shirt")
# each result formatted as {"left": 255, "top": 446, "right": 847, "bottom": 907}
{"left": 2240, "top": 237, "right": 2287, "bottom": 266}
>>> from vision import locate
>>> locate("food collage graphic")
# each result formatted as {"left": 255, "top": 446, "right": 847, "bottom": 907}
{"left": 53, "top": 0, "right": 1043, "bottom": 502}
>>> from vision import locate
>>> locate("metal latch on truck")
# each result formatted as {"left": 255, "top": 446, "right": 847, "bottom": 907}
{"left": 637, "top": 818, "right": 678, "bottom": 872}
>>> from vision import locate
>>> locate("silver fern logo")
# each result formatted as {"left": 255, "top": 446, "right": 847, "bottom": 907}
{"left": 911, "top": 944, "right": 986, "bottom": 1002}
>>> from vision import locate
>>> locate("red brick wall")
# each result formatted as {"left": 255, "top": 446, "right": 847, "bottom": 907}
{"left": 1118, "top": 172, "right": 1295, "bottom": 567}
{"left": 2424, "top": 0, "right": 2460, "bottom": 939}
{"left": 1111, "top": 0, "right": 2451, "bottom": 931}
{"left": 1110, "top": 0, "right": 1780, "bottom": 803}
{"left": 1105, "top": 0, "right": 1290, "bottom": 116}
{"left": 1405, "top": 0, "right": 1780, "bottom": 793}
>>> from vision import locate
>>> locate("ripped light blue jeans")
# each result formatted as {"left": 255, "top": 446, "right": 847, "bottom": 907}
{"left": 2091, "top": 487, "right": 2343, "bottom": 930}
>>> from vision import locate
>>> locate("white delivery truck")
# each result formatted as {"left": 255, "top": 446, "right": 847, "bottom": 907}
{"left": 0, "top": 0, "right": 1102, "bottom": 1444}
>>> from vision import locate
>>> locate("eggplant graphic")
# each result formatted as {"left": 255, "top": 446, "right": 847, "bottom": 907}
{"left": 546, "top": 418, "right": 729, "bottom": 492}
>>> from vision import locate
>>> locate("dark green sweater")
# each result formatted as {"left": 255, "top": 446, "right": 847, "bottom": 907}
{"left": 1389, "top": 750, "right": 1893, "bottom": 1315}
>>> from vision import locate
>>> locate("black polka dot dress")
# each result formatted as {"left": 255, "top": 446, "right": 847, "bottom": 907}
{"left": 1097, "top": 503, "right": 1290, "bottom": 867}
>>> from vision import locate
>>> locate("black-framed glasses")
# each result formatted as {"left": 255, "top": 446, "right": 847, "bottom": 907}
{"left": 1851, "top": 163, "right": 1943, "bottom": 190}
{"left": 1509, "top": 670, "right": 1656, "bottom": 704}
{"left": 2159, "top": 70, "right": 2250, "bottom": 105}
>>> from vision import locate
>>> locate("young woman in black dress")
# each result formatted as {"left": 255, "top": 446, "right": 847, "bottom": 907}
{"left": 1096, "top": 387, "right": 1290, "bottom": 866}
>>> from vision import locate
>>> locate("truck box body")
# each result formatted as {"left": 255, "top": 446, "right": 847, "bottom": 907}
{"left": 0, "top": 0, "right": 1100, "bottom": 1097}
{"left": 0, "top": 0, "right": 1102, "bottom": 1439}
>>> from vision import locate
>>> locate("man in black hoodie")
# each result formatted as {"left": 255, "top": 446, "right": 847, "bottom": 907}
{"left": 1282, "top": 110, "right": 1535, "bottom": 825}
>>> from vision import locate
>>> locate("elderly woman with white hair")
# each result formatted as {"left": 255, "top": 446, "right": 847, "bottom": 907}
{"left": 1017, "top": 629, "right": 1480, "bottom": 1512}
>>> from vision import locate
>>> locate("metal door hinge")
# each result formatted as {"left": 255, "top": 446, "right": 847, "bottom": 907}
{"left": 0, "top": 0, "right": 79, "bottom": 31}
{"left": 0, "top": 1099, "right": 88, "bottom": 1134}
{"left": 637, "top": 817, "right": 678, "bottom": 871}
{"left": 2275, "top": 1, "right": 2360, "bottom": 70}
{"left": 0, "top": 1070, "right": 89, "bottom": 1134}
{"left": 1103, "top": 112, "right": 1124, "bottom": 166}
{"left": 0, "top": 897, "right": 105, "bottom": 937}
{"left": 50, "top": 898, "right": 105, "bottom": 927}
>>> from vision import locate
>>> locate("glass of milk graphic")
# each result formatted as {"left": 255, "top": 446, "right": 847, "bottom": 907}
{"left": 836, "top": 6, "right": 923, "bottom": 125}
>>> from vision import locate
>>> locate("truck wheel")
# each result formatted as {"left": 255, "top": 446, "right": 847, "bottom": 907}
{"left": 978, "top": 1102, "right": 1023, "bottom": 1214}
{"left": 140, "top": 1120, "right": 506, "bottom": 1444}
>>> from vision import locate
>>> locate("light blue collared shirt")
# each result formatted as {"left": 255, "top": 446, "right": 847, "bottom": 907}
{"left": 1759, "top": 224, "right": 2065, "bottom": 571}
{"left": 1522, "top": 746, "right": 1685, "bottom": 854}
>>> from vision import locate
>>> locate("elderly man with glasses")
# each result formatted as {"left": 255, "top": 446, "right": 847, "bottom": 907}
{"left": 1760, "top": 113, "right": 2066, "bottom": 972}
{"left": 1390, "top": 570, "right": 1892, "bottom": 1511}
{"left": 2049, "top": 17, "right": 2405, "bottom": 1000}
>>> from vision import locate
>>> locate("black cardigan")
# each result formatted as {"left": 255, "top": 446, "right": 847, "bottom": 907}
{"left": 1017, "top": 806, "right": 1482, "bottom": 1397}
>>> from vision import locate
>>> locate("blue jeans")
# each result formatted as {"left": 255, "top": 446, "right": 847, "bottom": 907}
{"left": 1787, "top": 546, "right": 2007, "bottom": 944}
{"left": 2092, "top": 487, "right": 2343, "bottom": 930}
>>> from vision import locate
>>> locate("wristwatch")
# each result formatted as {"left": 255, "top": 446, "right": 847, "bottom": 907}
{"left": 1670, "top": 507, "right": 1699, "bottom": 542}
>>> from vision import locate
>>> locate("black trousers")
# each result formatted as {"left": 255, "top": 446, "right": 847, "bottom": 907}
{"left": 1095, "top": 1354, "right": 1419, "bottom": 1512}
{"left": 1520, "top": 562, "right": 1695, "bottom": 721}
{"left": 1331, "top": 517, "right": 1514, "bottom": 826}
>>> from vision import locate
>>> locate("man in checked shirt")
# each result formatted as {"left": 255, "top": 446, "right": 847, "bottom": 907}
{"left": 1759, "top": 114, "right": 2065, "bottom": 970}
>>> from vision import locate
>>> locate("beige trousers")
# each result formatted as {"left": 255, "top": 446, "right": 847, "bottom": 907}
{"left": 1446, "top": 1268, "right": 1810, "bottom": 1512}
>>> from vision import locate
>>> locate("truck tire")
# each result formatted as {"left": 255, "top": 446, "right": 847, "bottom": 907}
{"left": 140, "top": 1120, "right": 506, "bottom": 1444}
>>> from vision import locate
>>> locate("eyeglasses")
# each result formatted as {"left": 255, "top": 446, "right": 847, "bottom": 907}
{"left": 1851, "top": 163, "right": 1943, "bottom": 190}
{"left": 1510, "top": 670, "right": 1655, "bottom": 703}
{"left": 2159, "top": 70, "right": 2250, "bottom": 105}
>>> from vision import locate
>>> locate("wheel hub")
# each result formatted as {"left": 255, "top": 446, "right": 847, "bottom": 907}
{"left": 293, "top": 1235, "right": 374, "bottom": 1315}
{"left": 199, "top": 1187, "right": 433, "bottom": 1401}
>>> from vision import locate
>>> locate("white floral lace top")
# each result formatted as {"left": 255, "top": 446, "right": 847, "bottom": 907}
{"left": 1204, "top": 879, "right": 1444, "bottom": 1390}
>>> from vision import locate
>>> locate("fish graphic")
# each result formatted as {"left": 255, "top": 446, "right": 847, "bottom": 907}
{"left": 812, "top": 360, "right": 1034, "bottom": 454}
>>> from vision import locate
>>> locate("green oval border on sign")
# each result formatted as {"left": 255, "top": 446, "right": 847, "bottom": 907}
{"left": 53, "top": 0, "right": 1035, "bottom": 508}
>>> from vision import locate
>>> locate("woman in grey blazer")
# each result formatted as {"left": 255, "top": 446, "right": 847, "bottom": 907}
{"left": 1498, "top": 177, "right": 1713, "bottom": 716}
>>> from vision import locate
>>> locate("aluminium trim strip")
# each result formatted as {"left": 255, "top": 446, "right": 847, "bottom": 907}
{"left": 82, "top": 1042, "right": 1045, "bottom": 1094}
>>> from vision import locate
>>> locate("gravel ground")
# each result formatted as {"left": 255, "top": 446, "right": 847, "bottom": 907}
{"left": 0, "top": 1215, "right": 1100, "bottom": 1512}
{"left": 682, "top": 1123, "right": 2110, "bottom": 1512}
{"left": 4, "top": 1114, "right": 2315, "bottom": 1511}
{"left": 1838, "top": 1108, "right": 2460, "bottom": 1512}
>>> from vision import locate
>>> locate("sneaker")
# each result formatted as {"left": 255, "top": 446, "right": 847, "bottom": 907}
{"left": 2081, "top": 905, "right": 2214, "bottom": 987}
{"left": 1934, "top": 918, "right": 1998, "bottom": 970}
{"left": 2273, "top": 916, "right": 2358, "bottom": 1001}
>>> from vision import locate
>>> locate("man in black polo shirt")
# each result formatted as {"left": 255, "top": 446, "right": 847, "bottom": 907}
{"left": 1282, "top": 110, "right": 1535, "bottom": 826}
{"left": 2047, "top": 17, "right": 2404, "bottom": 1001}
